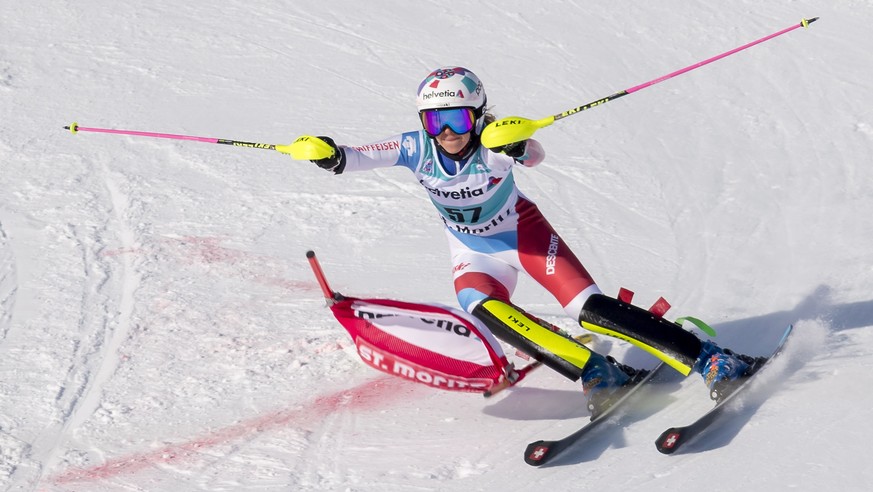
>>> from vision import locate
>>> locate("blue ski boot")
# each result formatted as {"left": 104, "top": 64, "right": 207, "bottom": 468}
{"left": 694, "top": 340, "right": 759, "bottom": 400}
{"left": 581, "top": 353, "right": 639, "bottom": 416}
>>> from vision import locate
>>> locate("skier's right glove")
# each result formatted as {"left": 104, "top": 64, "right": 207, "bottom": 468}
{"left": 491, "top": 139, "right": 527, "bottom": 159}
{"left": 311, "top": 136, "right": 346, "bottom": 174}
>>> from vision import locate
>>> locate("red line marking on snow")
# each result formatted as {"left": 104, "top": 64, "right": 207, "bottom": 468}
{"left": 173, "top": 236, "right": 245, "bottom": 265}
{"left": 167, "top": 236, "right": 319, "bottom": 292}
{"left": 313, "top": 340, "right": 351, "bottom": 354}
{"left": 257, "top": 275, "right": 319, "bottom": 292}
{"left": 50, "top": 377, "right": 413, "bottom": 485}
{"left": 102, "top": 236, "right": 320, "bottom": 293}
{"left": 99, "top": 246, "right": 144, "bottom": 257}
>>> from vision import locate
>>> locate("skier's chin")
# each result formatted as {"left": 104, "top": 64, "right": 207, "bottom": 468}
{"left": 436, "top": 134, "right": 470, "bottom": 154}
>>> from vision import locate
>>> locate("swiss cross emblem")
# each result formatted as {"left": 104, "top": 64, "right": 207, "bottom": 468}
{"left": 528, "top": 445, "right": 549, "bottom": 461}
{"left": 663, "top": 432, "right": 681, "bottom": 448}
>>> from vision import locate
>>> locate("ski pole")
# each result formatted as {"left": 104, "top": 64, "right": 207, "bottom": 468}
{"left": 481, "top": 17, "right": 819, "bottom": 149}
{"left": 64, "top": 122, "right": 336, "bottom": 160}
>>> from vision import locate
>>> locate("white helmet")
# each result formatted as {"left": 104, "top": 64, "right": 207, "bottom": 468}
{"left": 416, "top": 67, "right": 486, "bottom": 111}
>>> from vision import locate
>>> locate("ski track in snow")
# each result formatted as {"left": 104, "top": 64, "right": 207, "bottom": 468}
{"left": 29, "top": 159, "right": 142, "bottom": 485}
{"left": 0, "top": 217, "right": 21, "bottom": 481}
{"left": 0, "top": 219, "right": 15, "bottom": 341}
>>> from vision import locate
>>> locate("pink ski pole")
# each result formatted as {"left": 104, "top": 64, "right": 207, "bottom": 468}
{"left": 64, "top": 122, "right": 281, "bottom": 151}
{"left": 551, "top": 17, "right": 819, "bottom": 122}
{"left": 480, "top": 17, "right": 819, "bottom": 148}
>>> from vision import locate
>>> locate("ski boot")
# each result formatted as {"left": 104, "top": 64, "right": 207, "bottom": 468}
{"left": 581, "top": 353, "right": 645, "bottom": 418}
{"left": 694, "top": 340, "right": 766, "bottom": 401}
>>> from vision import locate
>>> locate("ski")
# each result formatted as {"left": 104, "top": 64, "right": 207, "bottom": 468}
{"left": 524, "top": 361, "right": 668, "bottom": 466}
{"left": 655, "top": 324, "right": 794, "bottom": 454}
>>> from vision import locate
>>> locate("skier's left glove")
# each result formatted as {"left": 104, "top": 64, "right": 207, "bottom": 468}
{"left": 492, "top": 140, "right": 527, "bottom": 159}
{"left": 311, "top": 136, "right": 346, "bottom": 174}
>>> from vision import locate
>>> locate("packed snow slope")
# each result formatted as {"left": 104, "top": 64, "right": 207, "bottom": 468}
{"left": 2, "top": 1, "right": 873, "bottom": 490}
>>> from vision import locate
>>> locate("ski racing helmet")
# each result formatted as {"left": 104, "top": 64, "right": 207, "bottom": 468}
{"left": 416, "top": 67, "right": 487, "bottom": 137}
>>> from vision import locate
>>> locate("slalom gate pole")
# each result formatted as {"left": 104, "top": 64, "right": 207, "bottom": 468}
{"left": 480, "top": 17, "right": 819, "bottom": 148}
{"left": 306, "top": 250, "right": 343, "bottom": 304}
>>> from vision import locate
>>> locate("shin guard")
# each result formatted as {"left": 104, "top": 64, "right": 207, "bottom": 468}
{"left": 473, "top": 298, "right": 591, "bottom": 381}
{"left": 578, "top": 294, "right": 702, "bottom": 375}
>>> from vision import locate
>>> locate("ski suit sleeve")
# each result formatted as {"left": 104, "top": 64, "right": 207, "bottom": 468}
{"left": 516, "top": 139, "right": 545, "bottom": 168}
{"left": 340, "top": 132, "right": 421, "bottom": 172}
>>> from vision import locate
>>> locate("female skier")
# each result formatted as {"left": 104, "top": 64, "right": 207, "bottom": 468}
{"left": 303, "top": 66, "right": 753, "bottom": 404}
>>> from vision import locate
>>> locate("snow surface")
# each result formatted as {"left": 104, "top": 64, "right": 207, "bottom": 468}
{"left": 2, "top": 1, "right": 873, "bottom": 490}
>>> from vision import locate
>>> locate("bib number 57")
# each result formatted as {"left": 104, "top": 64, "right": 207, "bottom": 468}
{"left": 444, "top": 206, "right": 482, "bottom": 223}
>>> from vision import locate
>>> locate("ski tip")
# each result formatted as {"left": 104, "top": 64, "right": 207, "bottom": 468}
{"left": 655, "top": 427, "right": 684, "bottom": 455}
{"left": 524, "top": 441, "right": 551, "bottom": 466}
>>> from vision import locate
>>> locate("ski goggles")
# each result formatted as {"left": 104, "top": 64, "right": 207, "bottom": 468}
{"left": 419, "top": 107, "right": 476, "bottom": 137}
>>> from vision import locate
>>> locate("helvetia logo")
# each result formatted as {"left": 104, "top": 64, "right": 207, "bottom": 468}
{"left": 421, "top": 89, "right": 464, "bottom": 100}
{"left": 420, "top": 181, "right": 486, "bottom": 200}
{"left": 486, "top": 176, "right": 502, "bottom": 191}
